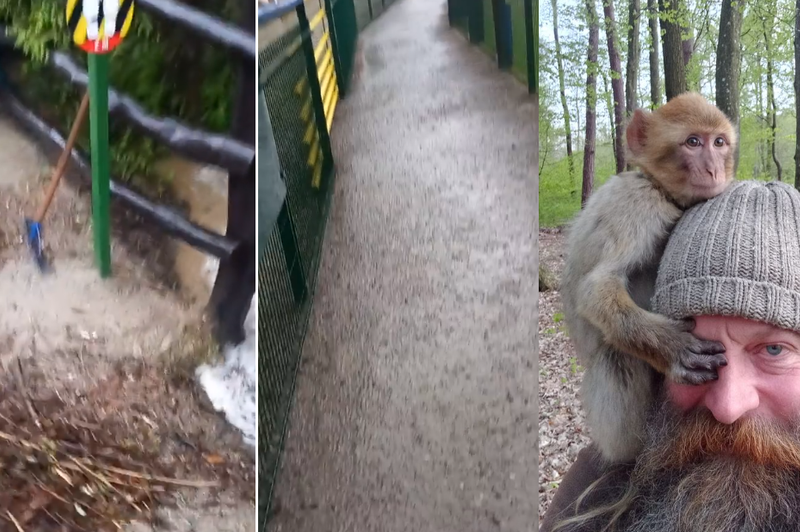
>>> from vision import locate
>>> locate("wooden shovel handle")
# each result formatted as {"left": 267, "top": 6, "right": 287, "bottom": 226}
{"left": 34, "top": 92, "right": 91, "bottom": 221}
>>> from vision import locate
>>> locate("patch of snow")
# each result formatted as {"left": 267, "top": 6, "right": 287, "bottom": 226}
{"left": 195, "top": 258, "right": 256, "bottom": 447}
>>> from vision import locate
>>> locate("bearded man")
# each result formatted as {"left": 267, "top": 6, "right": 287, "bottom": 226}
{"left": 541, "top": 180, "right": 800, "bottom": 532}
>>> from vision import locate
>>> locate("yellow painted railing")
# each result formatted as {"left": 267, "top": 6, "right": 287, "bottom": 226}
{"left": 292, "top": 5, "right": 340, "bottom": 189}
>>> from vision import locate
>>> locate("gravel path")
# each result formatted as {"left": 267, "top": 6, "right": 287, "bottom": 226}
{"left": 268, "top": 0, "right": 538, "bottom": 530}
{"left": 537, "top": 227, "right": 590, "bottom": 521}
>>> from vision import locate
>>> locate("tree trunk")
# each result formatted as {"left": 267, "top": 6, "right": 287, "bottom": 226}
{"left": 539, "top": 119, "right": 551, "bottom": 175}
{"left": 625, "top": 0, "right": 640, "bottom": 116}
{"left": 647, "top": 0, "right": 661, "bottom": 108}
{"left": 796, "top": 0, "right": 800, "bottom": 189}
{"left": 763, "top": 15, "right": 782, "bottom": 181}
{"left": 716, "top": 0, "right": 743, "bottom": 175}
{"left": 583, "top": 0, "right": 600, "bottom": 207}
{"left": 574, "top": 90, "right": 583, "bottom": 150}
{"left": 682, "top": 30, "right": 693, "bottom": 67}
{"left": 624, "top": 0, "right": 640, "bottom": 171}
{"left": 551, "top": 0, "right": 575, "bottom": 184}
{"left": 601, "top": 70, "right": 616, "bottom": 149}
{"left": 602, "top": 0, "right": 626, "bottom": 173}
{"left": 756, "top": 71, "right": 770, "bottom": 178}
{"left": 659, "top": 0, "right": 687, "bottom": 100}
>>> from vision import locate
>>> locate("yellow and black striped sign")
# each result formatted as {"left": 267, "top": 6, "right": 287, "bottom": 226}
{"left": 66, "top": 0, "right": 134, "bottom": 52}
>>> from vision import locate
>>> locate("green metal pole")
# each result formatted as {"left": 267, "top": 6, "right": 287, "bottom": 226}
{"left": 524, "top": 0, "right": 537, "bottom": 94}
{"left": 88, "top": 54, "right": 112, "bottom": 277}
{"left": 323, "top": 0, "right": 346, "bottom": 95}
{"left": 468, "top": 0, "right": 484, "bottom": 43}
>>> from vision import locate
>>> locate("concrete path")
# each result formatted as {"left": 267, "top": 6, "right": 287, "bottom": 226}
{"left": 270, "top": 0, "right": 538, "bottom": 530}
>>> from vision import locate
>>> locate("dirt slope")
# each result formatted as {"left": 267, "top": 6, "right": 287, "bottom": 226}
{"left": 0, "top": 115, "right": 255, "bottom": 531}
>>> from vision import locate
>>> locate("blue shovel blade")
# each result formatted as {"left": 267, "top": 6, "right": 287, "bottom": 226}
{"left": 24, "top": 218, "right": 48, "bottom": 271}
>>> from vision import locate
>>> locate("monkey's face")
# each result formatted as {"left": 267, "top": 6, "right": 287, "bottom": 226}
{"left": 676, "top": 131, "right": 733, "bottom": 200}
{"left": 626, "top": 92, "right": 737, "bottom": 209}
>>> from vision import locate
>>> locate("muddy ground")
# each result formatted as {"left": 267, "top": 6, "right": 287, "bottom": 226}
{"left": 537, "top": 227, "right": 590, "bottom": 522}
{"left": 0, "top": 115, "right": 255, "bottom": 530}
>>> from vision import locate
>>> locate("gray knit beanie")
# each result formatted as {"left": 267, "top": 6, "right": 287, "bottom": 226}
{"left": 652, "top": 180, "right": 800, "bottom": 332}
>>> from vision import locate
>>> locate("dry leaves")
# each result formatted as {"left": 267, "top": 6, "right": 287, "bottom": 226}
{"left": 537, "top": 228, "right": 592, "bottom": 522}
{"left": 0, "top": 369, "right": 228, "bottom": 532}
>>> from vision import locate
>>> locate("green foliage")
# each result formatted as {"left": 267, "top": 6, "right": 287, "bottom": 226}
{"left": 539, "top": 141, "right": 616, "bottom": 227}
{"left": 540, "top": 118, "right": 796, "bottom": 228}
{"left": 540, "top": 0, "right": 800, "bottom": 227}
{"left": 0, "top": 0, "right": 238, "bottom": 191}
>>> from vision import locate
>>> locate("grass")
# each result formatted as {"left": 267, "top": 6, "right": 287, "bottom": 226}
{"left": 539, "top": 142, "right": 617, "bottom": 227}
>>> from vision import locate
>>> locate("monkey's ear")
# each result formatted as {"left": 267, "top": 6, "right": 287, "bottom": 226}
{"left": 626, "top": 109, "right": 649, "bottom": 157}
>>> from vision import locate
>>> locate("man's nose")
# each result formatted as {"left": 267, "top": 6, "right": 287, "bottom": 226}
{"left": 702, "top": 353, "right": 759, "bottom": 424}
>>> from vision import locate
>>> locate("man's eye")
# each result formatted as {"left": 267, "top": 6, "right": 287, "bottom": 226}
{"left": 766, "top": 345, "right": 784, "bottom": 356}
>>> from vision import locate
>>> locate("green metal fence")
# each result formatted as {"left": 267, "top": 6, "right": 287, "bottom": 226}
{"left": 257, "top": 0, "right": 360, "bottom": 528}
{"left": 352, "top": 0, "right": 399, "bottom": 30}
{"left": 326, "top": 0, "right": 360, "bottom": 95}
{"left": 447, "top": 0, "right": 538, "bottom": 94}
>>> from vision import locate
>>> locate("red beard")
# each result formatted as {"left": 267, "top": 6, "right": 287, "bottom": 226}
{"left": 640, "top": 407, "right": 800, "bottom": 471}
{"left": 619, "top": 403, "right": 800, "bottom": 532}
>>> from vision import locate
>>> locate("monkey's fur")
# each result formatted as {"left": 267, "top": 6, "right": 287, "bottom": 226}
{"left": 562, "top": 93, "right": 736, "bottom": 463}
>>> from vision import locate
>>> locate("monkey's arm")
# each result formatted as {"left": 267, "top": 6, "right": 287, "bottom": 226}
{"left": 572, "top": 198, "right": 726, "bottom": 382}
{"left": 577, "top": 266, "right": 678, "bottom": 374}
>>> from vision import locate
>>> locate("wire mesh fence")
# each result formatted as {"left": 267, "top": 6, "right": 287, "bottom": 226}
{"left": 257, "top": 0, "right": 362, "bottom": 528}
{"left": 353, "top": 0, "right": 373, "bottom": 29}
{"left": 351, "top": 0, "right": 400, "bottom": 31}
{"left": 257, "top": 16, "right": 335, "bottom": 529}
{"left": 447, "top": 0, "right": 538, "bottom": 93}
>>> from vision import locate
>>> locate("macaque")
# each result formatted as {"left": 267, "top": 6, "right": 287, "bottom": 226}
{"left": 561, "top": 92, "right": 736, "bottom": 463}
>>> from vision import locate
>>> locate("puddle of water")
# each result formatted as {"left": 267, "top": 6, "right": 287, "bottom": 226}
{"left": 156, "top": 156, "right": 256, "bottom": 448}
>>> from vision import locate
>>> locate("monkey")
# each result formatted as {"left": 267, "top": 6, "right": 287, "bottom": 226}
{"left": 561, "top": 92, "right": 736, "bottom": 464}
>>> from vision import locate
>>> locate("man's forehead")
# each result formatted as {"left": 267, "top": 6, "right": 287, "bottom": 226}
{"left": 697, "top": 314, "right": 800, "bottom": 340}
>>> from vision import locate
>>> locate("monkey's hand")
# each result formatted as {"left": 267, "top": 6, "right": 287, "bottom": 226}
{"left": 664, "top": 320, "right": 727, "bottom": 385}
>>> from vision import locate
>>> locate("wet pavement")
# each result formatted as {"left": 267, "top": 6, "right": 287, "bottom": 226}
{"left": 269, "top": 0, "right": 538, "bottom": 530}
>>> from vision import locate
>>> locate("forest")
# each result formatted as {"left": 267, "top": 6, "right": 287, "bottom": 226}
{"left": 539, "top": 0, "right": 797, "bottom": 227}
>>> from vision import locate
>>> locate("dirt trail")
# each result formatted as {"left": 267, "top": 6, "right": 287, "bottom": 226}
{"left": 0, "top": 114, "right": 254, "bottom": 531}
